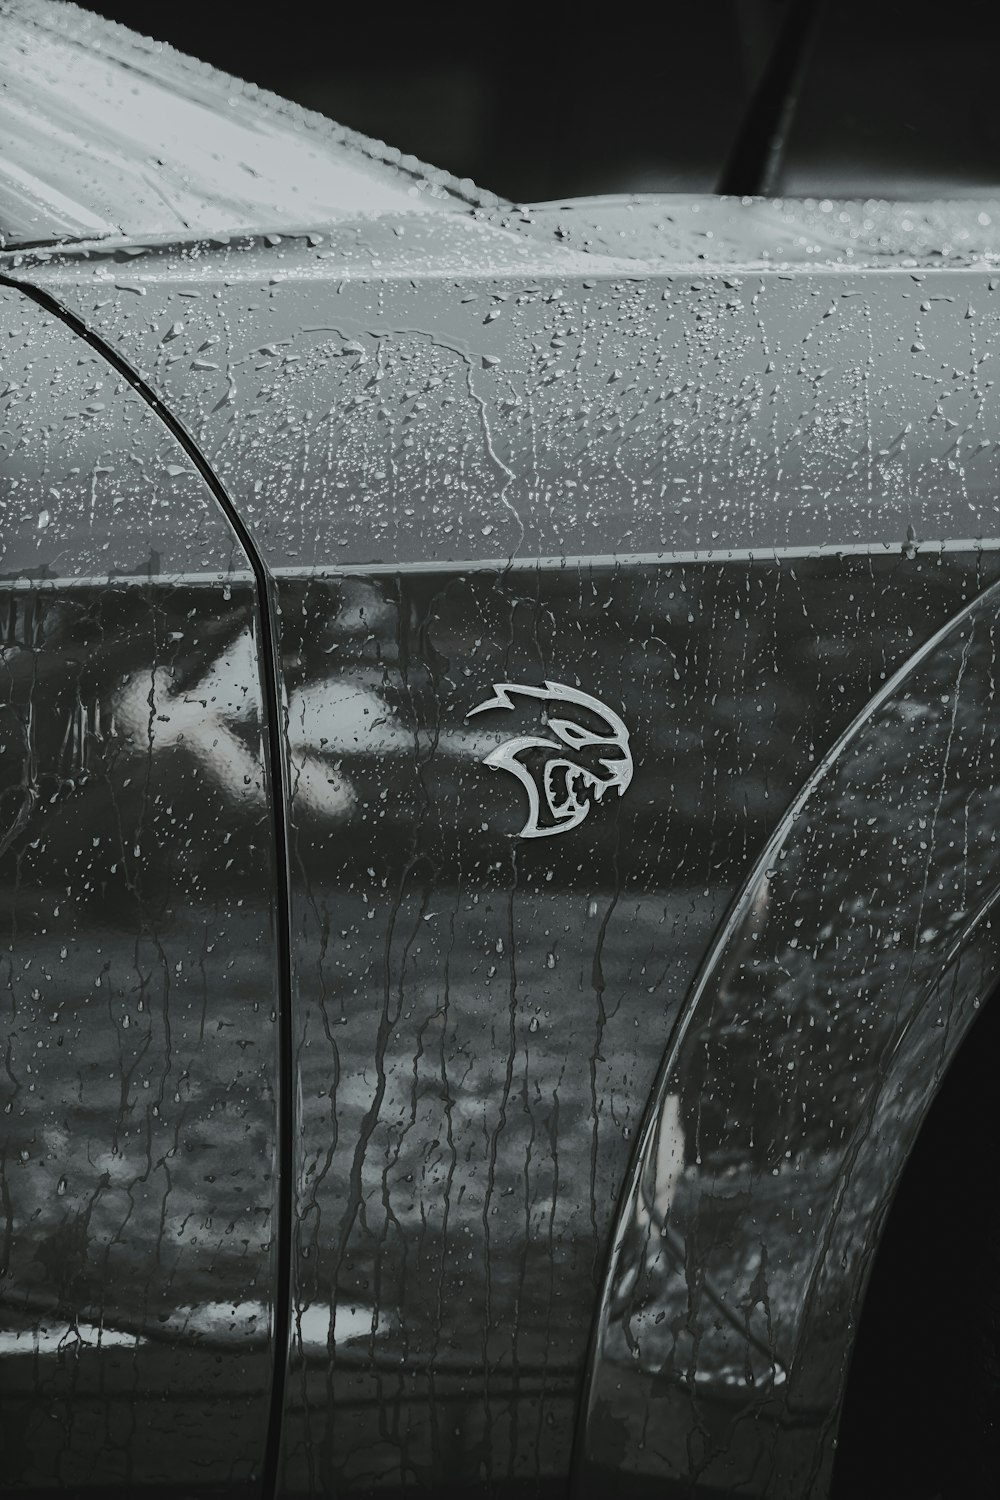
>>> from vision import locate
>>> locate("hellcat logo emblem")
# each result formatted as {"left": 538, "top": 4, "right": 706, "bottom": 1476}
{"left": 467, "top": 681, "right": 632, "bottom": 838}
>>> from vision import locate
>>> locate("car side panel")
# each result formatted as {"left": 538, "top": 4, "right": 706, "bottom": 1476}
{"left": 15, "top": 237, "right": 1000, "bottom": 1495}
{"left": 581, "top": 580, "right": 1000, "bottom": 1497}
{"left": 0, "top": 287, "right": 281, "bottom": 1494}
{"left": 265, "top": 554, "right": 1000, "bottom": 1494}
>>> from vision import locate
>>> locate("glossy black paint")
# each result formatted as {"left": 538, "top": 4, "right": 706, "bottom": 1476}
{"left": 0, "top": 288, "right": 281, "bottom": 1493}
{"left": 273, "top": 552, "right": 1000, "bottom": 1494}
{"left": 9, "top": 209, "right": 1000, "bottom": 1495}
{"left": 583, "top": 580, "right": 1000, "bottom": 1496}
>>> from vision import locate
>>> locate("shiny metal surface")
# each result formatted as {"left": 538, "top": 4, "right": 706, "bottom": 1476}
{"left": 0, "top": 288, "right": 280, "bottom": 1491}
{"left": 271, "top": 556, "right": 1000, "bottom": 1494}
{"left": 467, "top": 681, "right": 633, "bottom": 839}
{"left": 10, "top": 208, "right": 1000, "bottom": 1495}
{"left": 581, "top": 579, "right": 1000, "bottom": 1497}
{"left": 18, "top": 233, "right": 1000, "bottom": 569}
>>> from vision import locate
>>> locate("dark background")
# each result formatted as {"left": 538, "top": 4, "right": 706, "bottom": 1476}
{"left": 73, "top": 0, "right": 1000, "bottom": 202}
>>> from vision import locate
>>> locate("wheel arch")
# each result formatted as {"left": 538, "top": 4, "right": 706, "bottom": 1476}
{"left": 577, "top": 576, "right": 1000, "bottom": 1497}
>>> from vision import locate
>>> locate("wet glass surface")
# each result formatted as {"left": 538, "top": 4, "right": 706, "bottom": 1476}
{"left": 0, "top": 0, "right": 467, "bottom": 248}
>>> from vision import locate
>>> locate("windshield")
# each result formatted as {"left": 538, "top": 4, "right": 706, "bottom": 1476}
{"left": 0, "top": 0, "right": 491, "bottom": 248}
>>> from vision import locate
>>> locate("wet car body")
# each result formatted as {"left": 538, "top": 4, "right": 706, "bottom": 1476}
{"left": 2, "top": 2, "right": 1000, "bottom": 1496}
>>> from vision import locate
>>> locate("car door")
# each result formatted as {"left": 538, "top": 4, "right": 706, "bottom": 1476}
{"left": 0, "top": 285, "right": 283, "bottom": 1494}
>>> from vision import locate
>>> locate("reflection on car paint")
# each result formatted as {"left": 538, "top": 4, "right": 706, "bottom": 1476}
{"left": 581, "top": 581, "right": 1000, "bottom": 1497}
{"left": 15, "top": 221, "right": 1000, "bottom": 1495}
{"left": 0, "top": 289, "right": 280, "bottom": 1494}
{"left": 0, "top": 586, "right": 280, "bottom": 1491}
{"left": 263, "top": 556, "right": 998, "bottom": 1493}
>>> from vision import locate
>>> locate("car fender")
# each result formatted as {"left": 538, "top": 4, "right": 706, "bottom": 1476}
{"left": 580, "top": 577, "right": 1000, "bottom": 1497}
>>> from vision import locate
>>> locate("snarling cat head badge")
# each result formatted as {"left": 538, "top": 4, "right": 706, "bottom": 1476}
{"left": 467, "top": 681, "right": 632, "bottom": 838}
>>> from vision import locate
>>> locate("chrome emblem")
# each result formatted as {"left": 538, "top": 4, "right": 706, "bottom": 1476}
{"left": 467, "top": 681, "right": 632, "bottom": 838}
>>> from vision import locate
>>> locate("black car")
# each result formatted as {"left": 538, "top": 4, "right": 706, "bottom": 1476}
{"left": 2, "top": 1, "right": 999, "bottom": 1496}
